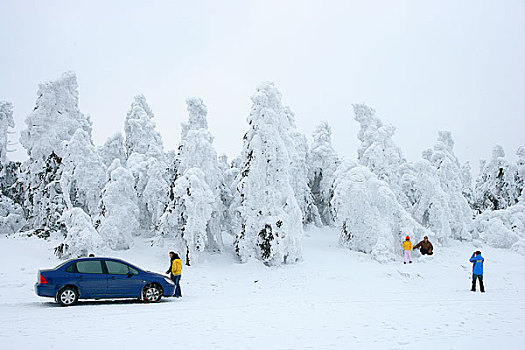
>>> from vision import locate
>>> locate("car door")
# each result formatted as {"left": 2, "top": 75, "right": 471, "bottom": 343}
{"left": 104, "top": 260, "right": 143, "bottom": 297}
{"left": 74, "top": 260, "right": 108, "bottom": 298}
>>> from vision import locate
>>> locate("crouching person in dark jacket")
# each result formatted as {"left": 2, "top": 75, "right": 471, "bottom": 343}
{"left": 469, "top": 251, "right": 485, "bottom": 293}
{"left": 413, "top": 236, "right": 433, "bottom": 255}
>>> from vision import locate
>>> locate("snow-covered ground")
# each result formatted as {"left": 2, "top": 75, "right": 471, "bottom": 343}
{"left": 1, "top": 227, "right": 524, "bottom": 350}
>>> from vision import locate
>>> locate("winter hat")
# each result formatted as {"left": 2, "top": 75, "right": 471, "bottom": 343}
{"left": 406, "top": 236, "right": 410, "bottom": 240}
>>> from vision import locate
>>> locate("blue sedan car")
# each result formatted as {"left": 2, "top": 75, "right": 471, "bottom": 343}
{"left": 35, "top": 257, "right": 175, "bottom": 306}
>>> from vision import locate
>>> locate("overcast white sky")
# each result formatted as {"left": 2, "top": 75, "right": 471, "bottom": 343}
{"left": 1, "top": 0, "right": 524, "bottom": 173}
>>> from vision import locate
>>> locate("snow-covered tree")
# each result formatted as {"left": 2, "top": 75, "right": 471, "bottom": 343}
{"left": 331, "top": 160, "right": 428, "bottom": 263}
{"left": 423, "top": 131, "right": 473, "bottom": 241}
{"left": 60, "top": 129, "right": 107, "bottom": 216}
{"left": 127, "top": 153, "right": 168, "bottom": 233}
{"left": 171, "top": 97, "right": 226, "bottom": 251}
{"left": 516, "top": 146, "right": 525, "bottom": 202}
{"left": 469, "top": 145, "right": 525, "bottom": 252}
{"left": 124, "top": 94, "right": 164, "bottom": 160}
{"left": 18, "top": 72, "right": 92, "bottom": 236}
{"left": 97, "top": 132, "right": 126, "bottom": 168}
{"left": 461, "top": 161, "right": 475, "bottom": 208}
{"left": 474, "top": 145, "right": 521, "bottom": 213}
{"left": 308, "top": 121, "right": 339, "bottom": 226}
{"left": 123, "top": 95, "right": 168, "bottom": 233}
{"left": 218, "top": 154, "right": 236, "bottom": 236}
{"left": 353, "top": 104, "right": 405, "bottom": 190}
{"left": 143, "top": 158, "right": 169, "bottom": 230}
{"left": 20, "top": 71, "right": 92, "bottom": 163}
{"left": 231, "top": 82, "right": 303, "bottom": 266}
{"left": 21, "top": 152, "right": 66, "bottom": 237}
{"left": 0, "top": 101, "right": 23, "bottom": 234}
{"left": 55, "top": 208, "right": 105, "bottom": 259}
{"left": 0, "top": 101, "right": 15, "bottom": 164}
{"left": 403, "top": 160, "right": 454, "bottom": 245}
{"left": 0, "top": 160, "right": 23, "bottom": 207}
{"left": 157, "top": 168, "right": 213, "bottom": 265}
{"left": 281, "top": 107, "right": 320, "bottom": 226}
{"left": 95, "top": 162, "right": 139, "bottom": 250}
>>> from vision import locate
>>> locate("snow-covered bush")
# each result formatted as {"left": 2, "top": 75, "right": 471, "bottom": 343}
{"left": 331, "top": 160, "right": 427, "bottom": 263}
{"left": 308, "top": 121, "right": 339, "bottom": 226}
{"left": 0, "top": 195, "right": 23, "bottom": 235}
{"left": 95, "top": 162, "right": 139, "bottom": 250}
{"left": 470, "top": 202, "right": 524, "bottom": 252}
{"left": 55, "top": 208, "right": 105, "bottom": 259}
{"left": 0, "top": 158, "right": 24, "bottom": 233}
{"left": 157, "top": 168, "right": 213, "bottom": 265}
{"left": 0, "top": 212, "right": 23, "bottom": 235}
{"left": 231, "top": 82, "right": 303, "bottom": 266}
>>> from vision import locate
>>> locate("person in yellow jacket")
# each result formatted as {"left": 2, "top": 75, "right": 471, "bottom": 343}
{"left": 402, "top": 236, "right": 413, "bottom": 264}
{"left": 165, "top": 251, "right": 182, "bottom": 297}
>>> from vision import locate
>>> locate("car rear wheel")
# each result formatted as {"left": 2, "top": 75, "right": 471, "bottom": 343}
{"left": 143, "top": 284, "right": 162, "bottom": 303}
{"left": 57, "top": 287, "right": 78, "bottom": 306}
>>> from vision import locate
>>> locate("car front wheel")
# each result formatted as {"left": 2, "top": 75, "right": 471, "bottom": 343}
{"left": 57, "top": 287, "right": 78, "bottom": 306}
{"left": 143, "top": 284, "right": 162, "bottom": 303}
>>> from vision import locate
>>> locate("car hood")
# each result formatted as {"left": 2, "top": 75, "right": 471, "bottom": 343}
{"left": 145, "top": 271, "right": 168, "bottom": 280}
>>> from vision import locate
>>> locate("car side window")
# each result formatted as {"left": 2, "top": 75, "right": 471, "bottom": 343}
{"left": 129, "top": 267, "right": 139, "bottom": 275}
{"left": 65, "top": 263, "right": 77, "bottom": 273}
{"left": 76, "top": 260, "right": 103, "bottom": 274}
{"left": 106, "top": 261, "right": 131, "bottom": 275}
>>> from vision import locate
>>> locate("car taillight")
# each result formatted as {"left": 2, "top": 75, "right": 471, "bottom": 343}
{"left": 39, "top": 273, "right": 48, "bottom": 284}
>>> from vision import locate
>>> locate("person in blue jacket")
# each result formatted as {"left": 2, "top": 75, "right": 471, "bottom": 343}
{"left": 469, "top": 251, "right": 485, "bottom": 292}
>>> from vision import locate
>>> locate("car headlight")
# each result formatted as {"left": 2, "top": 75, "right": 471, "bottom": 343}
{"left": 164, "top": 277, "right": 175, "bottom": 285}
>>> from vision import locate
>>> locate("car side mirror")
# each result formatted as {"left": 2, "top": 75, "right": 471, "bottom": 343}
{"left": 127, "top": 272, "right": 133, "bottom": 278}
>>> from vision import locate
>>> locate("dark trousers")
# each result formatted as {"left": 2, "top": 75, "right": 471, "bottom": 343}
{"left": 471, "top": 274, "right": 485, "bottom": 292}
{"left": 420, "top": 249, "right": 433, "bottom": 255}
{"left": 171, "top": 274, "right": 182, "bottom": 297}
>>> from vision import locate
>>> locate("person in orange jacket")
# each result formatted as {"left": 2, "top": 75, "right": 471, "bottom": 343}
{"left": 165, "top": 251, "right": 182, "bottom": 298}
{"left": 402, "top": 236, "right": 413, "bottom": 264}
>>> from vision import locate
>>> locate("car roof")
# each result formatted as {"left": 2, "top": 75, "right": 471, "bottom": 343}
{"left": 68, "top": 257, "right": 139, "bottom": 267}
